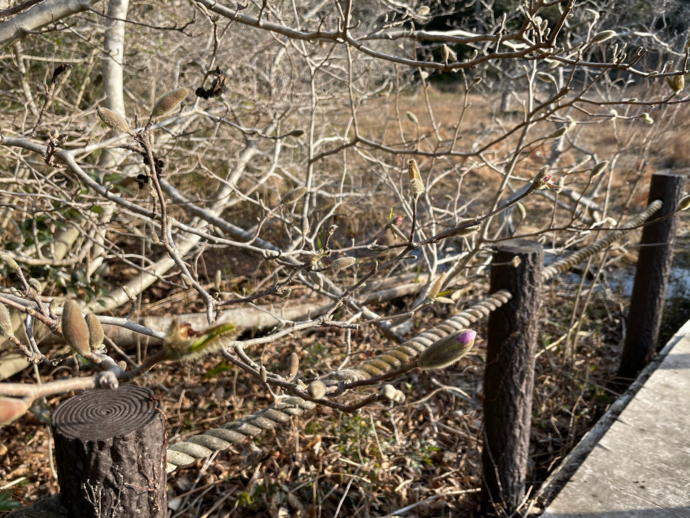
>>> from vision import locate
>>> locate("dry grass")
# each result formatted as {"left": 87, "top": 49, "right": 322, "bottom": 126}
{"left": 2, "top": 89, "right": 690, "bottom": 517}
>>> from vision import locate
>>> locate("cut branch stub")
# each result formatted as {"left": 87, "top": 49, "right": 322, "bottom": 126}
{"left": 52, "top": 384, "right": 166, "bottom": 518}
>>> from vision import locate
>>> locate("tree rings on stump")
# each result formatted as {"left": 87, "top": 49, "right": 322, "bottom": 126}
{"left": 52, "top": 384, "right": 166, "bottom": 518}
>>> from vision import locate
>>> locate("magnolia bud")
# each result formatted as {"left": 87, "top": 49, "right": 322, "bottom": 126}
{"left": 307, "top": 380, "right": 327, "bottom": 400}
{"left": 408, "top": 159, "right": 425, "bottom": 197}
{"left": 287, "top": 352, "right": 299, "bottom": 381}
{"left": 1, "top": 254, "right": 18, "bottom": 271}
{"left": 417, "top": 5, "right": 430, "bottom": 15}
{"left": 382, "top": 384, "right": 397, "bottom": 401}
{"left": 331, "top": 257, "right": 357, "bottom": 272}
{"left": 0, "top": 304, "right": 14, "bottom": 339}
{"left": 531, "top": 167, "right": 551, "bottom": 190}
{"left": 85, "top": 313, "right": 104, "bottom": 350}
{"left": 280, "top": 187, "right": 308, "bottom": 205}
{"left": 590, "top": 161, "right": 609, "bottom": 178}
{"left": 28, "top": 278, "right": 42, "bottom": 294}
{"left": 97, "top": 107, "right": 130, "bottom": 133}
{"left": 306, "top": 253, "right": 322, "bottom": 268}
{"left": 214, "top": 269, "right": 222, "bottom": 292}
{"left": 259, "top": 366, "right": 267, "bottom": 383}
{"left": 450, "top": 223, "right": 480, "bottom": 238}
{"left": 427, "top": 272, "right": 447, "bottom": 300}
{"left": 151, "top": 88, "right": 189, "bottom": 117}
{"left": 440, "top": 44, "right": 455, "bottom": 64}
{"left": 591, "top": 30, "right": 616, "bottom": 43}
{"left": 328, "top": 224, "right": 338, "bottom": 235}
{"left": 537, "top": 72, "right": 556, "bottom": 83}
{"left": 0, "top": 397, "right": 30, "bottom": 427}
{"left": 62, "top": 300, "right": 90, "bottom": 356}
{"left": 281, "top": 288, "right": 292, "bottom": 299}
{"left": 406, "top": 111, "right": 418, "bottom": 123}
{"left": 666, "top": 74, "right": 685, "bottom": 93}
{"left": 417, "top": 329, "right": 477, "bottom": 370}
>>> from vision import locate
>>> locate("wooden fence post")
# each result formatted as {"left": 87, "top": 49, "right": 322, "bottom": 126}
{"left": 52, "top": 384, "right": 166, "bottom": 518}
{"left": 481, "top": 239, "right": 543, "bottom": 516}
{"left": 617, "top": 171, "right": 686, "bottom": 384}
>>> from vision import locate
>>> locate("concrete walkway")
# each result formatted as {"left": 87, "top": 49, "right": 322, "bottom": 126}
{"left": 542, "top": 322, "right": 690, "bottom": 518}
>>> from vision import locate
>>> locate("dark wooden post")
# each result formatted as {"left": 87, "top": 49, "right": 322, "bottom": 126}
{"left": 52, "top": 384, "right": 166, "bottom": 518}
{"left": 617, "top": 172, "right": 685, "bottom": 384}
{"left": 481, "top": 240, "right": 543, "bottom": 516}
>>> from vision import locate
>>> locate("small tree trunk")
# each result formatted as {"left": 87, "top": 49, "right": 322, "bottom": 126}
{"left": 52, "top": 384, "right": 166, "bottom": 518}
{"left": 481, "top": 240, "right": 543, "bottom": 516}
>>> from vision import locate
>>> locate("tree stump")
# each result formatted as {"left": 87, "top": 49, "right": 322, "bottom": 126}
{"left": 52, "top": 384, "right": 166, "bottom": 518}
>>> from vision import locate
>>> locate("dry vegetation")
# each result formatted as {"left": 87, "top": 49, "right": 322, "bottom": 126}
{"left": 1, "top": 0, "right": 690, "bottom": 516}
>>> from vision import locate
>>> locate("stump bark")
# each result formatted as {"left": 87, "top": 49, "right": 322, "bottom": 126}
{"left": 481, "top": 240, "right": 543, "bottom": 516}
{"left": 52, "top": 384, "right": 166, "bottom": 518}
{"left": 617, "top": 171, "right": 686, "bottom": 384}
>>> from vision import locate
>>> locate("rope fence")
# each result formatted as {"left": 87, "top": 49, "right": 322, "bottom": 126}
{"left": 164, "top": 199, "right": 663, "bottom": 472}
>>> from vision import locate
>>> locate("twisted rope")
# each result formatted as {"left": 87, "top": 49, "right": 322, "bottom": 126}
{"left": 165, "top": 200, "right": 662, "bottom": 472}
{"left": 166, "top": 397, "right": 315, "bottom": 473}
{"left": 542, "top": 200, "right": 662, "bottom": 281}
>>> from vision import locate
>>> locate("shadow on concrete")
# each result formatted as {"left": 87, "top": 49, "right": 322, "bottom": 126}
{"left": 544, "top": 508, "right": 690, "bottom": 518}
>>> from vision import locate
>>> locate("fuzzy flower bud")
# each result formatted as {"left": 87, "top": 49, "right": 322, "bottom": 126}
{"left": 280, "top": 187, "right": 308, "bottom": 205}
{"left": 1, "top": 254, "right": 18, "bottom": 271}
{"left": 28, "top": 278, "right": 42, "bottom": 294}
{"left": 259, "top": 366, "right": 267, "bottom": 383}
{"left": 531, "top": 167, "right": 551, "bottom": 190}
{"left": 62, "top": 300, "right": 90, "bottom": 356}
{"left": 537, "top": 72, "right": 556, "bottom": 83}
{"left": 331, "top": 257, "right": 357, "bottom": 272}
{"left": 667, "top": 74, "right": 685, "bottom": 93}
{"left": 97, "top": 107, "right": 130, "bottom": 133}
{"left": 151, "top": 88, "right": 189, "bottom": 117}
{"left": 408, "top": 159, "right": 425, "bottom": 197}
{"left": 406, "top": 111, "right": 418, "bottom": 123}
{"left": 641, "top": 113, "right": 654, "bottom": 125}
{"left": 85, "top": 313, "right": 104, "bottom": 350}
{"left": 590, "top": 161, "right": 609, "bottom": 178}
{"left": 287, "top": 352, "right": 299, "bottom": 381}
{"left": 417, "top": 329, "right": 477, "bottom": 370}
{"left": 591, "top": 30, "right": 616, "bottom": 43}
{"left": 0, "top": 304, "right": 14, "bottom": 339}
{"left": 427, "top": 272, "right": 447, "bottom": 300}
{"left": 382, "top": 384, "right": 398, "bottom": 401}
{"left": 307, "top": 380, "right": 327, "bottom": 400}
{"left": 440, "top": 44, "right": 456, "bottom": 64}
{"left": 0, "top": 397, "right": 31, "bottom": 428}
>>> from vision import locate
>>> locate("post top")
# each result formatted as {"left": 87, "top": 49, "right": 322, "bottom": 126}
{"left": 53, "top": 384, "right": 160, "bottom": 441}
{"left": 493, "top": 239, "right": 543, "bottom": 255}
